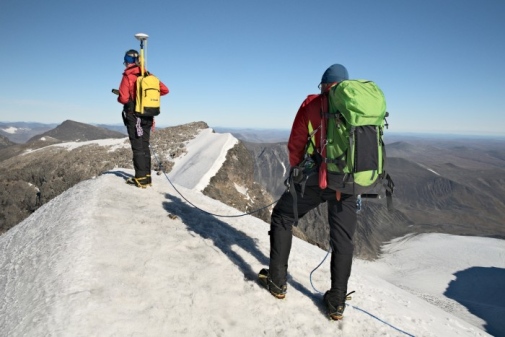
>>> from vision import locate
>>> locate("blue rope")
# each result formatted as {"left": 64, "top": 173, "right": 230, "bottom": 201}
{"left": 349, "top": 305, "right": 415, "bottom": 337}
{"left": 310, "top": 248, "right": 415, "bottom": 337}
{"left": 309, "top": 247, "right": 331, "bottom": 294}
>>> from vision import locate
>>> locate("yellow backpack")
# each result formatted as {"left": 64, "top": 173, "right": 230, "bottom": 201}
{"left": 135, "top": 71, "right": 161, "bottom": 117}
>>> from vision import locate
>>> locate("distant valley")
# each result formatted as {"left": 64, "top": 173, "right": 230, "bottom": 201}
{"left": 241, "top": 132, "right": 505, "bottom": 258}
{"left": 1, "top": 121, "right": 504, "bottom": 259}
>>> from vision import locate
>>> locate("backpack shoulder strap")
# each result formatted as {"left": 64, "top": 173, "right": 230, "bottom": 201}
{"left": 135, "top": 70, "right": 150, "bottom": 77}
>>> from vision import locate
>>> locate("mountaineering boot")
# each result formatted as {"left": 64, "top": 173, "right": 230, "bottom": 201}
{"left": 258, "top": 269, "right": 287, "bottom": 299}
{"left": 126, "top": 175, "right": 151, "bottom": 188}
{"left": 325, "top": 253, "right": 353, "bottom": 319}
{"left": 323, "top": 291, "right": 345, "bottom": 320}
{"left": 323, "top": 290, "right": 355, "bottom": 320}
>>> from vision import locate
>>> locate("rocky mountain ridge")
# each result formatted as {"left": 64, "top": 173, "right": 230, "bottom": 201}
{"left": 0, "top": 135, "right": 15, "bottom": 149}
{"left": 0, "top": 121, "right": 273, "bottom": 236}
{"left": 0, "top": 121, "right": 127, "bottom": 144}
{"left": 0, "top": 122, "right": 58, "bottom": 144}
{"left": 26, "top": 120, "right": 125, "bottom": 143}
{"left": 0, "top": 120, "right": 125, "bottom": 162}
{"left": 244, "top": 136, "right": 505, "bottom": 258}
{"left": 3, "top": 121, "right": 504, "bottom": 260}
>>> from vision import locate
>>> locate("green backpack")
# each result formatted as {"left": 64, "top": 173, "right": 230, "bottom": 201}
{"left": 325, "top": 80, "right": 394, "bottom": 203}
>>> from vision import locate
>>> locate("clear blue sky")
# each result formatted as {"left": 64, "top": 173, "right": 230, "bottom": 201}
{"left": 1, "top": 0, "right": 504, "bottom": 135}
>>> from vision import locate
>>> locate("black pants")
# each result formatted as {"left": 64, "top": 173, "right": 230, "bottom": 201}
{"left": 123, "top": 112, "right": 153, "bottom": 178}
{"left": 269, "top": 184, "right": 356, "bottom": 304}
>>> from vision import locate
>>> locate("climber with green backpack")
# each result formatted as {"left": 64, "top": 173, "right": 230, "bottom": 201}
{"left": 258, "top": 64, "right": 394, "bottom": 321}
{"left": 325, "top": 78, "right": 394, "bottom": 202}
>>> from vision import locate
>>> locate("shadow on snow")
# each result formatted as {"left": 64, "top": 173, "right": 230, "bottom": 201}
{"left": 444, "top": 266, "right": 505, "bottom": 336}
{"left": 162, "top": 193, "right": 325, "bottom": 313}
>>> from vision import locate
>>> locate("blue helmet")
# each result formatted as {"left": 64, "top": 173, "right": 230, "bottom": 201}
{"left": 124, "top": 49, "right": 139, "bottom": 65}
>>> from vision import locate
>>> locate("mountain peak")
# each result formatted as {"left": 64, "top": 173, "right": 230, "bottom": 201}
{"left": 27, "top": 120, "right": 125, "bottom": 143}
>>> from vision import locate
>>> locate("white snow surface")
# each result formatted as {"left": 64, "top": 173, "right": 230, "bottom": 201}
{"left": 418, "top": 163, "right": 441, "bottom": 176}
{"left": 168, "top": 128, "right": 238, "bottom": 191}
{"left": 50, "top": 137, "right": 130, "bottom": 151}
{"left": 2, "top": 126, "right": 20, "bottom": 134}
{"left": 22, "top": 137, "right": 130, "bottom": 155}
{"left": 369, "top": 234, "right": 505, "bottom": 331}
{"left": 280, "top": 158, "right": 287, "bottom": 177}
{"left": 1, "top": 130, "right": 504, "bottom": 336}
{"left": 233, "top": 183, "right": 250, "bottom": 200}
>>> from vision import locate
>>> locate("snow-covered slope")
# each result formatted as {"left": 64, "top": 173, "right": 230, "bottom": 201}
{"left": 168, "top": 128, "right": 238, "bottom": 191}
{"left": 1, "top": 129, "right": 503, "bottom": 336}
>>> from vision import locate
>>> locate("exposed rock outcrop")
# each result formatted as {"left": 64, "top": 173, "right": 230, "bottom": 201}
{"left": 203, "top": 141, "right": 274, "bottom": 223}
{"left": 0, "top": 121, "right": 210, "bottom": 234}
{"left": 0, "top": 121, "right": 274, "bottom": 236}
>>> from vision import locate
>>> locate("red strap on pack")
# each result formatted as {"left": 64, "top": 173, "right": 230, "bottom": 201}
{"left": 336, "top": 190, "right": 341, "bottom": 201}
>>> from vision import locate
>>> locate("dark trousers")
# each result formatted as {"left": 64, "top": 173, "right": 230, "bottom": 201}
{"left": 123, "top": 112, "right": 153, "bottom": 178}
{"left": 269, "top": 184, "right": 357, "bottom": 304}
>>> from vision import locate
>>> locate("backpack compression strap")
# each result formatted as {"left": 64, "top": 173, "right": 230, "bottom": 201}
{"left": 321, "top": 112, "right": 347, "bottom": 171}
{"left": 284, "top": 171, "right": 299, "bottom": 225}
{"left": 383, "top": 173, "right": 395, "bottom": 211}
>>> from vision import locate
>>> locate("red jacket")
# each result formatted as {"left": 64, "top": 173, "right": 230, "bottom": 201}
{"left": 117, "top": 65, "right": 169, "bottom": 105}
{"left": 288, "top": 89, "right": 331, "bottom": 189}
